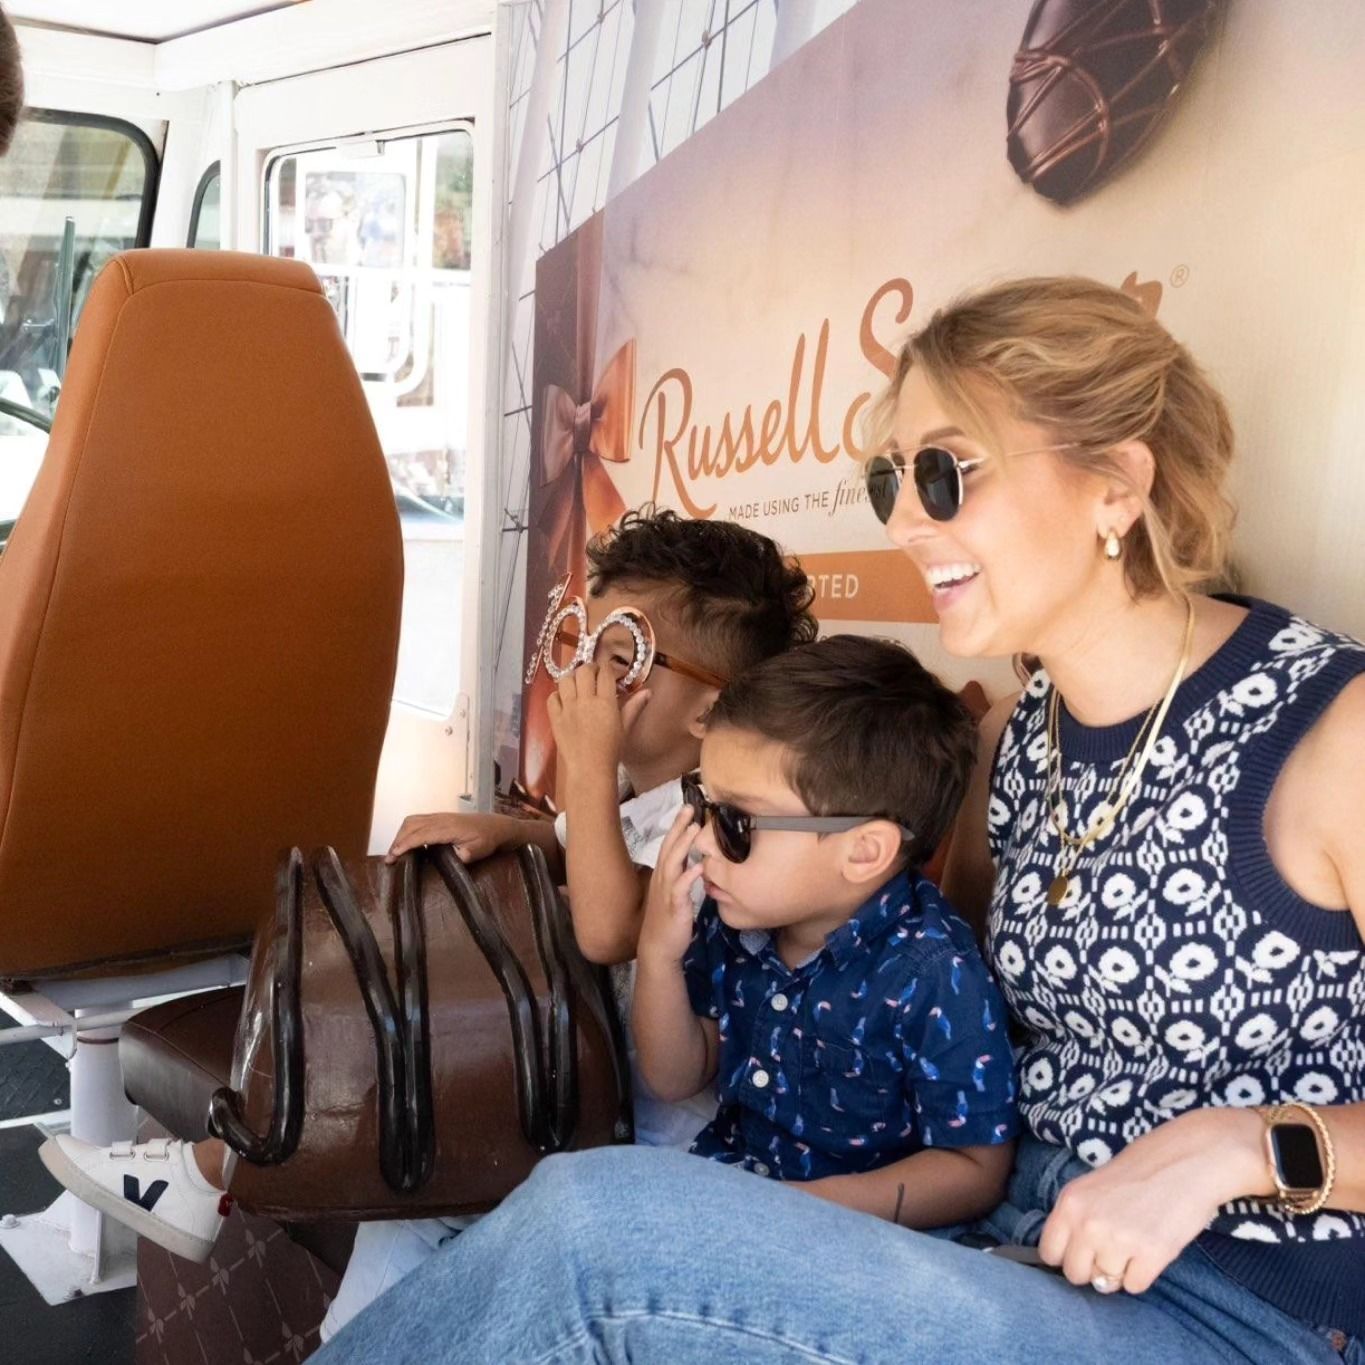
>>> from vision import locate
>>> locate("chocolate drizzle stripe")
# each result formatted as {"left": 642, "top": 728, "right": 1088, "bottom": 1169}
{"left": 522, "top": 846, "right": 577, "bottom": 1149}
{"left": 1009, "top": 59, "right": 1114, "bottom": 183}
{"left": 315, "top": 849, "right": 432, "bottom": 1193}
{"left": 208, "top": 848, "right": 306, "bottom": 1166}
{"left": 433, "top": 846, "right": 555, "bottom": 1152}
{"left": 517, "top": 844, "right": 635, "bottom": 1145}
{"left": 394, "top": 852, "right": 436, "bottom": 1189}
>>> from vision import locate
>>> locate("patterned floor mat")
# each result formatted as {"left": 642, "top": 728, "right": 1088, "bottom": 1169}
{"left": 0, "top": 1017, "right": 69, "bottom": 1123}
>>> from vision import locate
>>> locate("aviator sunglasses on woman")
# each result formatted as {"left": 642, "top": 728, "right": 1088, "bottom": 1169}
{"left": 864, "top": 441, "right": 1076, "bottom": 523}
{"left": 680, "top": 772, "right": 913, "bottom": 865}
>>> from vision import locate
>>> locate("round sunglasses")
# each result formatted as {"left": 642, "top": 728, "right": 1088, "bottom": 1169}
{"left": 864, "top": 442, "right": 1076, "bottom": 524}
{"left": 524, "top": 575, "right": 728, "bottom": 695}
{"left": 681, "top": 773, "right": 913, "bottom": 865}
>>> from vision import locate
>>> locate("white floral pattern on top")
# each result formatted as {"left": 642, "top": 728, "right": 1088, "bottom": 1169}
{"left": 987, "top": 601, "right": 1365, "bottom": 1254}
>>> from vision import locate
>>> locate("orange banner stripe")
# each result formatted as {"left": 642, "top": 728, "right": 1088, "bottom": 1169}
{"left": 798, "top": 549, "right": 935, "bottom": 624}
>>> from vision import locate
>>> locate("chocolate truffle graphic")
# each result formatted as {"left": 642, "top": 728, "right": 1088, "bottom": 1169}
{"left": 1007, "top": 0, "right": 1220, "bottom": 205}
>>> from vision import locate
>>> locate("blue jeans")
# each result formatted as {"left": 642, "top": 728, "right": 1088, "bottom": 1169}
{"left": 314, "top": 1137, "right": 1361, "bottom": 1364}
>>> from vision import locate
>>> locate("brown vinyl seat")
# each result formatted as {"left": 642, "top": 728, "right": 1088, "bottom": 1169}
{"left": 0, "top": 249, "right": 403, "bottom": 981}
{"left": 120, "top": 986, "right": 243, "bottom": 1143}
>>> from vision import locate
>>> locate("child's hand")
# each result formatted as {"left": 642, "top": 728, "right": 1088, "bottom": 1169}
{"left": 547, "top": 663, "right": 651, "bottom": 781}
{"left": 386, "top": 812, "right": 515, "bottom": 864}
{"left": 637, "top": 805, "right": 704, "bottom": 967}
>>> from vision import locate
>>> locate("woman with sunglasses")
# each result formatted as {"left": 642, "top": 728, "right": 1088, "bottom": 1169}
{"left": 316, "top": 277, "right": 1365, "bottom": 1365}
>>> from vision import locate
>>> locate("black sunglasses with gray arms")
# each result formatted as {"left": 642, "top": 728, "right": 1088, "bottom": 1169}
{"left": 681, "top": 773, "right": 914, "bottom": 864}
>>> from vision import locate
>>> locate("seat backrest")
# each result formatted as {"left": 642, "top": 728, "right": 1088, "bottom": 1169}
{"left": 0, "top": 250, "right": 403, "bottom": 979}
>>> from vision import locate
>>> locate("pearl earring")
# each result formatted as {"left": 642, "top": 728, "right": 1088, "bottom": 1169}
{"left": 1103, "top": 530, "right": 1123, "bottom": 560}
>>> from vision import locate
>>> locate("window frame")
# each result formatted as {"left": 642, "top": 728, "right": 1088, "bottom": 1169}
{"left": 22, "top": 106, "right": 162, "bottom": 249}
{"left": 187, "top": 160, "right": 222, "bottom": 248}
{"left": 259, "top": 119, "right": 475, "bottom": 259}
{"left": 257, "top": 122, "right": 477, "bottom": 719}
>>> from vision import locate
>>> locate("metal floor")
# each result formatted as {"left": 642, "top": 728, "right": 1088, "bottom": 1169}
{"left": 0, "top": 1023, "right": 135, "bottom": 1365}
{"left": 0, "top": 1016, "right": 68, "bottom": 1123}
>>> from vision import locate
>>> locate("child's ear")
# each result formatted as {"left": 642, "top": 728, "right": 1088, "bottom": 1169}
{"left": 687, "top": 689, "right": 721, "bottom": 741}
{"left": 841, "top": 820, "right": 904, "bottom": 887}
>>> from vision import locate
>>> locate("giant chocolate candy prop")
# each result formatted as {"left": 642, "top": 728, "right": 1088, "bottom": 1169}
{"left": 209, "top": 846, "right": 631, "bottom": 1220}
{"left": 1007, "top": 0, "right": 1220, "bottom": 205}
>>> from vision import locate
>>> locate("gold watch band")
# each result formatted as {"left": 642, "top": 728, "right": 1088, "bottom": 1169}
{"left": 1260, "top": 1103, "right": 1336, "bottom": 1216}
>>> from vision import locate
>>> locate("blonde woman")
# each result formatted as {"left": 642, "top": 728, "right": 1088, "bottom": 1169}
{"left": 316, "top": 279, "right": 1364, "bottom": 1365}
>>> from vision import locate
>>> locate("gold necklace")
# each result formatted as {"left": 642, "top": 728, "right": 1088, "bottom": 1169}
{"left": 1043, "top": 597, "right": 1196, "bottom": 908}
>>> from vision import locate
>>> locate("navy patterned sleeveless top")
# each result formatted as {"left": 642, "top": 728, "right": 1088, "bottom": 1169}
{"left": 987, "top": 596, "right": 1365, "bottom": 1334}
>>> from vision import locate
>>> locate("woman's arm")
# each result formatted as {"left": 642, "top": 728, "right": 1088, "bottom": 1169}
{"left": 1260, "top": 671, "right": 1365, "bottom": 1213}
{"left": 797, "top": 1141, "right": 1014, "bottom": 1228}
{"left": 1253, "top": 671, "right": 1365, "bottom": 1212}
{"left": 1042, "top": 674, "right": 1365, "bottom": 1294}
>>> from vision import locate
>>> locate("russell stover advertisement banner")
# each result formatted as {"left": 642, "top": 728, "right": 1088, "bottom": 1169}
{"left": 518, "top": 0, "right": 1365, "bottom": 799}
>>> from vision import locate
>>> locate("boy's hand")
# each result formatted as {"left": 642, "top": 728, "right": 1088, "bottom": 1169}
{"left": 386, "top": 812, "right": 514, "bottom": 865}
{"left": 547, "top": 663, "right": 650, "bottom": 782}
{"left": 637, "top": 805, "right": 704, "bottom": 966}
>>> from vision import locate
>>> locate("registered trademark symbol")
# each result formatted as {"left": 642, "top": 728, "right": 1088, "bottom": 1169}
{"left": 1170, "top": 265, "right": 1190, "bottom": 287}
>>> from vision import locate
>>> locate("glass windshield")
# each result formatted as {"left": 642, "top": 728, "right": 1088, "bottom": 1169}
{"left": 0, "top": 110, "right": 159, "bottom": 545}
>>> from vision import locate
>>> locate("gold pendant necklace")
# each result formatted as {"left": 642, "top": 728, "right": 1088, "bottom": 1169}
{"left": 1044, "top": 597, "right": 1196, "bottom": 908}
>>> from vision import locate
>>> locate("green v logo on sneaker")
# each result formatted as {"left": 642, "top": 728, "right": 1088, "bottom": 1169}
{"left": 123, "top": 1175, "right": 169, "bottom": 1211}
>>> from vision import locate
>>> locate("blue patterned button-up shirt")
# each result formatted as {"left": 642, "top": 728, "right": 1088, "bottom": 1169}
{"left": 682, "top": 870, "right": 1018, "bottom": 1181}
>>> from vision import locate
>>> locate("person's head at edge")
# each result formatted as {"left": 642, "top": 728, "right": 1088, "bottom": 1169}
{"left": 868, "top": 275, "right": 1235, "bottom": 668}
{"left": 0, "top": 6, "right": 22, "bottom": 157}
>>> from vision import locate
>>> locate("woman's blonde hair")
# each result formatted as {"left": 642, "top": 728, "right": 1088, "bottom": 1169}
{"left": 868, "top": 276, "right": 1237, "bottom": 598}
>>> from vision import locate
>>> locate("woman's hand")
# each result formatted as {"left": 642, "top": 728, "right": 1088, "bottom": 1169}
{"left": 547, "top": 663, "right": 650, "bottom": 783}
{"left": 386, "top": 811, "right": 516, "bottom": 864}
{"left": 636, "top": 805, "right": 704, "bottom": 967}
{"left": 1038, "top": 1106, "right": 1271, "bottom": 1294}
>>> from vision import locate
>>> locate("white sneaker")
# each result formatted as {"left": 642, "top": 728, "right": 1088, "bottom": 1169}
{"left": 39, "top": 1134, "right": 228, "bottom": 1263}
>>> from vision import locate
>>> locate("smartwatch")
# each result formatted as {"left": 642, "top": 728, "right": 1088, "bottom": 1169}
{"left": 1261, "top": 1104, "right": 1332, "bottom": 1214}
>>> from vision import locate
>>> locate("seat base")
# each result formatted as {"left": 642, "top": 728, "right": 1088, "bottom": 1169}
{"left": 0, "top": 1189, "right": 137, "bottom": 1305}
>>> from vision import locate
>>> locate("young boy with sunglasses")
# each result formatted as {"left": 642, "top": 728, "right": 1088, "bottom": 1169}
{"left": 634, "top": 635, "right": 1018, "bottom": 1226}
{"left": 39, "top": 507, "right": 818, "bottom": 1332}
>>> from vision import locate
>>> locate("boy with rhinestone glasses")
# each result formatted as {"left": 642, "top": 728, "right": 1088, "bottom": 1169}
{"left": 389, "top": 508, "right": 817, "bottom": 968}
{"left": 634, "top": 635, "right": 1019, "bottom": 1225}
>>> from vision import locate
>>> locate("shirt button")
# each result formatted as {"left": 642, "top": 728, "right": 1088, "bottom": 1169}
{"left": 771, "top": 993, "right": 789, "bottom": 1013}
{"left": 752, "top": 1068, "right": 771, "bottom": 1089}
{"left": 752, "top": 1162, "right": 770, "bottom": 1177}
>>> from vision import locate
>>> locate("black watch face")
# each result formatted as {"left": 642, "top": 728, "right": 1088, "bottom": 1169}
{"left": 1272, "top": 1123, "right": 1324, "bottom": 1190}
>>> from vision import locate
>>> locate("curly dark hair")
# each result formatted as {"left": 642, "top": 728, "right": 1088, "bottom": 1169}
{"left": 585, "top": 506, "right": 817, "bottom": 679}
{"left": 0, "top": 7, "right": 21, "bottom": 157}
{"left": 706, "top": 635, "right": 975, "bottom": 867}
